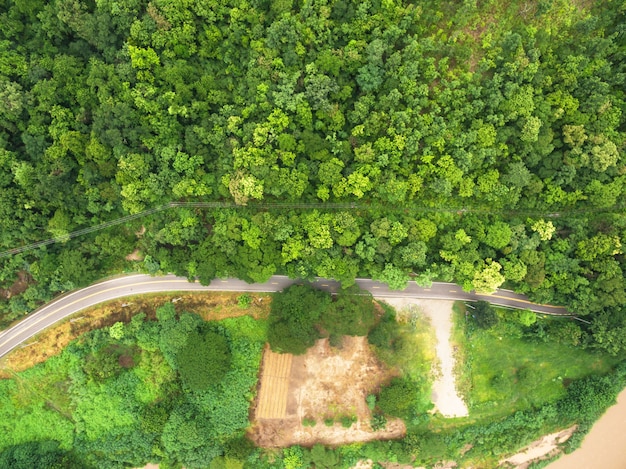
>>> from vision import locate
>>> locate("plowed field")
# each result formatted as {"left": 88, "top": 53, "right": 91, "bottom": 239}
{"left": 255, "top": 347, "right": 293, "bottom": 419}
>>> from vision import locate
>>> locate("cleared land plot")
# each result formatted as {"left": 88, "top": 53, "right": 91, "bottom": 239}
{"left": 255, "top": 347, "right": 293, "bottom": 419}
{"left": 250, "top": 336, "right": 405, "bottom": 448}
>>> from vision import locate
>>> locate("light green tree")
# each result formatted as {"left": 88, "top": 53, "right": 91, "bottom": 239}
{"left": 109, "top": 321, "right": 125, "bottom": 340}
{"left": 472, "top": 260, "right": 505, "bottom": 293}
{"left": 530, "top": 219, "right": 556, "bottom": 241}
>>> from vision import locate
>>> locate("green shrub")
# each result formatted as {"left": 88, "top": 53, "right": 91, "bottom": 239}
{"left": 0, "top": 441, "right": 86, "bottom": 469}
{"left": 561, "top": 423, "right": 590, "bottom": 454}
{"left": 139, "top": 402, "right": 169, "bottom": 434}
{"left": 340, "top": 415, "right": 357, "bottom": 428}
{"left": 320, "top": 289, "right": 376, "bottom": 337}
{"left": 377, "top": 377, "right": 419, "bottom": 419}
{"left": 109, "top": 321, "right": 125, "bottom": 340}
{"left": 360, "top": 440, "right": 394, "bottom": 465}
{"left": 324, "top": 417, "right": 334, "bottom": 427}
{"left": 237, "top": 294, "right": 252, "bottom": 309}
{"left": 302, "top": 417, "right": 316, "bottom": 427}
{"left": 489, "top": 370, "right": 512, "bottom": 394}
{"left": 83, "top": 349, "right": 122, "bottom": 382}
{"left": 368, "top": 309, "right": 400, "bottom": 350}
{"left": 472, "top": 301, "right": 498, "bottom": 329}
{"left": 557, "top": 373, "right": 624, "bottom": 423}
{"left": 224, "top": 436, "right": 256, "bottom": 460}
{"left": 516, "top": 365, "right": 542, "bottom": 389}
{"left": 175, "top": 328, "right": 231, "bottom": 392}
{"left": 370, "top": 413, "right": 387, "bottom": 431}
{"left": 209, "top": 456, "right": 244, "bottom": 469}
{"left": 548, "top": 321, "right": 583, "bottom": 346}
{"left": 524, "top": 321, "right": 550, "bottom": 343}
{"left": 282, "top": 446, "right": 305, "bottom": 469}
{"left": 306, "top": 444, "right": 341, "bottom": 469}
{"left": 515, "top": 310, "right": 537, "bottom": 327}
{"left": 329, "top": 333, "right": 343, "bottom": 348}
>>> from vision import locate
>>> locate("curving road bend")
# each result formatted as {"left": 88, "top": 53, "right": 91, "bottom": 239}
{"left": 0, "top": 274, "right": 568, "bottom": 359}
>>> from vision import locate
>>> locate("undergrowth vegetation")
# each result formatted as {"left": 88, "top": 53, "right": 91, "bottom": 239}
{"left": 1, "top": 292, "right": 625, "bottom": 468}
{"left": 454, "top": 302, "right": 620, "bottom": 421}
{"left": 0, "top": 305, "right": 266, "bottom": 469}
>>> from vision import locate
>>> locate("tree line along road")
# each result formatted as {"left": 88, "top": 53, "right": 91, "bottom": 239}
{"left": 0, "top": 273, "right": 569, "bottom": 359}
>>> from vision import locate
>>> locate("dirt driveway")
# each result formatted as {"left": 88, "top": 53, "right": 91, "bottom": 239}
{"left": 379, "top": 298, "right": 468, "bottom": 418}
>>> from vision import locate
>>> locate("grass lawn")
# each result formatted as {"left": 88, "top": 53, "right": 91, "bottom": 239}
{"left": 452, "top": 303, "right": 619, "bottom": 422}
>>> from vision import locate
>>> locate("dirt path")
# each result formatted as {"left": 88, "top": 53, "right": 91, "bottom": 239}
{"left": 379, "top": 298, "right": 468, "bottom": 418}
{"left": 546, "top": 388, "right": 626, "bottom": 469}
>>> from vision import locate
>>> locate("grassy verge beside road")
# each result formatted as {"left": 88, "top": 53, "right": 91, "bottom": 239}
{"left": 0, "top": 291, "right": 270, "bottom": 375}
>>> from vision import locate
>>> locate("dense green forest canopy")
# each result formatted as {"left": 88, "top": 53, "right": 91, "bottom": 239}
{"left": 0, "top": 0, "right": 626, "bottom": 349}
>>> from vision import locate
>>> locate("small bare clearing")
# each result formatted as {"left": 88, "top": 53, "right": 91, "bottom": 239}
{"left": 125, "top": 249, "right": 144, "bottom": 261}
{"left": 0, "top": 270, "right": 31, "bottom": 300}
{"left": 501, "top": 426, "right": 576, "bottom": 468}
{"left": 250, "top": 337, "right": 405, "bottom": 447}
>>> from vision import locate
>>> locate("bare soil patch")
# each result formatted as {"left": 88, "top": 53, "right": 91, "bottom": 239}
{"left": 0, "top": 291, "right": 270, "bottom": 375}
{"left": 249, "top": 337, "right": 405, "bottom": 447}
{"left": 0, "top": 270, "right": 31, "bottom": 299}
{"left": 501, "top": 426, "right": 576, "bottom": 469}
{"left": 125, "top": 249, "right": 144, "bottom": 261}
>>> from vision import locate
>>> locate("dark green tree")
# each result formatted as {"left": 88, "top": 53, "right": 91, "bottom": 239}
{"left": 267, "top": 284, "right": 331, "bottom": 354}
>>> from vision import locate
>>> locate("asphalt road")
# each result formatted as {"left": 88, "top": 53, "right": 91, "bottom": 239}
{"left": 0, "top": 274, "right": 568, "bottom": 359}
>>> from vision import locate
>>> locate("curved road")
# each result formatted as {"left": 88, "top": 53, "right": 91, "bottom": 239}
{"left": 0, "top": 274, "right": 568, "bottom": 359}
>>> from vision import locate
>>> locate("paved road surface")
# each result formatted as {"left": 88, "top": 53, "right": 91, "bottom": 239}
{"left": 0, "top": 274, "right": 568, "bottom": 359}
